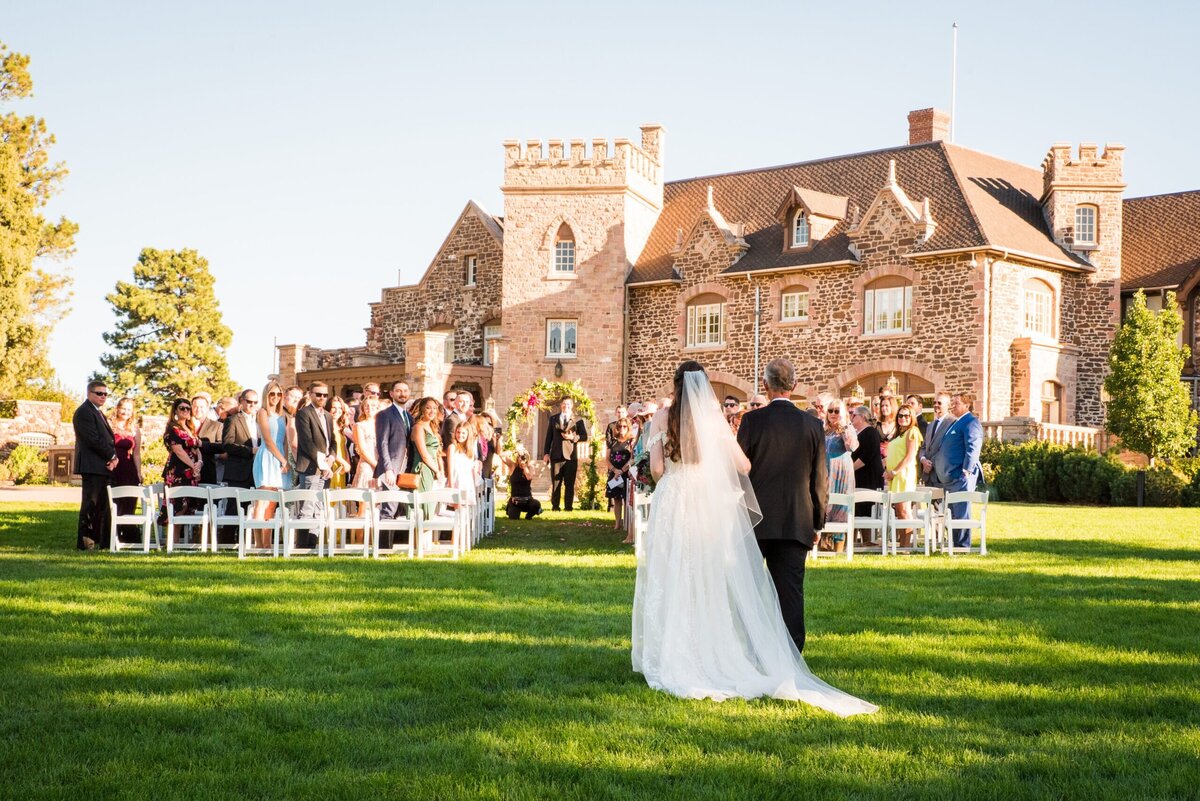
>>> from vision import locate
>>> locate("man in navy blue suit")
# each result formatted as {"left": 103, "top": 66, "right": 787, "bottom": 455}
{"left": 933, "top": 392, "right": 983, "bottom": 548}
{"left": 375, "top": 380, "right": 412, "bottom": 522}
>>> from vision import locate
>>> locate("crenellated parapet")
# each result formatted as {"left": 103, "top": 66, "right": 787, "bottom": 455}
{"left": 1042, "top": 142, "right": 1125, "bottom": 198}
{"left": 502, "top": 124, "right": 665, "bottom": 209}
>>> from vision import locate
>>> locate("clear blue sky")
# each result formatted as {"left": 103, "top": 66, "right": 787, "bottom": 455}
{"left": 7, "top": 0, "right": 1198, "bottom": 393}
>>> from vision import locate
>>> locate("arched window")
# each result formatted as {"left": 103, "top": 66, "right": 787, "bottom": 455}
{"left": 1041, "top": 380, "right": 1063, "bottom": 424}
{"left": 1075, "top": 205, "right": 1097, "bottom": 247}
{"left": 553, "top": 223, "right": 576, "bottom": 273}
{"left": 863, "top": 276, "right": 912, "bottom": 335}
{"left": 780, "top": 286, "right": 809, "bottom": 322}
{"left": 792, "top": 209, "right": 810, "bottom": 248}
{"left": 1023, "top": 278, "right": 1056, "bottom": 338}
{"left": 685, "top": 292, "right": 725, "bottom": 348}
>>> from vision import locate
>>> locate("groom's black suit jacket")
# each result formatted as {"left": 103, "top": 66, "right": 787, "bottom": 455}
{"left": 736, "top": 399, "right": 828, "bottom": 547}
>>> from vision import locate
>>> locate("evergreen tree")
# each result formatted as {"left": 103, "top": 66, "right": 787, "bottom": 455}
{"left": 1104, "top": 290, "right": 1199, "bottom": 462}
{"left": 101, "top": 248, "right": 237, "bottom": 413}
{"left": 0, "top": 43, "right": 76, "bottom": 395}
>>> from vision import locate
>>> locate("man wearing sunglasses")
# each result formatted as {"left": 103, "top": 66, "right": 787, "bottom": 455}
{"left": 295, "top": 382, "right": 336, "bottom": 527}
{"left": 72, "top": 380, "right": 120, "bottom": 550}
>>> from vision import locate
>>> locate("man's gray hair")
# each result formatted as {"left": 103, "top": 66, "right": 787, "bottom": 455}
{"left": 763, "top": 359, "right": 796, "bottom": 394}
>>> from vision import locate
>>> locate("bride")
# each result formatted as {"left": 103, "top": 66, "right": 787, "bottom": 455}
{"left": 631, "top": 361, "right": 878, "bottom": 716}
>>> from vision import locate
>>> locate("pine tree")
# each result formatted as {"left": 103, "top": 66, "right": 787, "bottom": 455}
{"left": 0, "top": 43, "right": 76, "bottom": 395}
{"left": 1104, "top": 290, "right": 1199, "bottom": 462}
{"left": 100, "top": 248, "right": 237, "bottom": 413}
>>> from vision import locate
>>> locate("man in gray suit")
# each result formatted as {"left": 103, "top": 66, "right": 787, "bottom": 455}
{"left": 920, "top": 392, "right": 954, "bottom": 488}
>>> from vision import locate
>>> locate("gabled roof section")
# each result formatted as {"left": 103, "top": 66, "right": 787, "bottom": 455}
{"left": 385, "top": 200, "right": 502, "bottom": 292}
{"left": 1122, "top": 190, "right": 1200, "bottom": 290}
{"left": 773, "top": 186, "right": 849, "bottom": 222}
{"left": 464, "top": 200, "right": 504, "bottom": 242}
{"left": 629, "top": 141, "right": 1088, "bottom": 283}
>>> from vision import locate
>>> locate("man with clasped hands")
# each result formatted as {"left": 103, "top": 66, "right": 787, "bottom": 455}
{"left": 542, "top": 397, "right": 589, "bottom": 512}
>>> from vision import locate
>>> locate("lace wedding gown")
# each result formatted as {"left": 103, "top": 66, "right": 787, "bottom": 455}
{"left": 630, "top": 373, "right": 878, "bottom": 717}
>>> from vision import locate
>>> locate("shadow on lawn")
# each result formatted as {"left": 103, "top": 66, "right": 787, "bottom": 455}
{"left": 999, "top": 536, "right": 1199, "bottom": 563}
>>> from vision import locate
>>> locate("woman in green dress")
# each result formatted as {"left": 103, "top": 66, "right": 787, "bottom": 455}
{"left": 410, "top": 397, "right": 444, "bottom": 515}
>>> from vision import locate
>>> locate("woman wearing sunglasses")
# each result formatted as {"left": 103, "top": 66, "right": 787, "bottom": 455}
{"left": 883, "top": 405, "right": 923, "bottom": 547}
{"left": 160, "top": 397, "right": 203, "bottom": 531}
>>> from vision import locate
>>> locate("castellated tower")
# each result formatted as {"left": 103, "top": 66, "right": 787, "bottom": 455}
{"left": 1041, "top": 142, "right": 1124, "bottom": 427}
{"left": 493, "top": 125, "right": 665, "bottom": 453}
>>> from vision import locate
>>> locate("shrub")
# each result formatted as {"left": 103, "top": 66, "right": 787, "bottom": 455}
{"left": 1111, "top": 465, "right": 1186, "bottom": 507}
{"left": 989, "top": 440, "right": 1069, "bottom": 503}
{"left": 1182, "top": 471, "right": 1200, "bottom": 507}
{"left": 1059, "top": 450, "right": 1125, "bottom": 504}
{"left": 1, "top": 444, "right": 48, "bottom": 485}
{"left": 140, "top": 437, "right": 168, "bottom": 479}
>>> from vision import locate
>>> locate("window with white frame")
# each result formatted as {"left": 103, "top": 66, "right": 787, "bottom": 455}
{"left": 482, "top": 323, "right": 501, "bottom": 366}
{"left": 464, "top": 255, "right": 477, "bottom": 286}
{"left": 553, "top": 223, "right": 576, "bottom": 273}
{"left": 686, "top": 299, "right": 725, "bottom": 347}
{"left": 1024, "top": 279, "right": 1055, "bottom": 338}
{"left": 780, "top": 288, "right": 809, "bottom": 322}
{"left": 792, "top": 210, "right": 810, "bottom": 248}
{"left": 1041, "top": 380, "right": 1063, "bottom": 424}
{"left": 1075, "top": 205, "right": 1097, "bottom": 246}
{"left": 863, "top": 279, "right": 912, "bottom": 335}
{"left": 546, "top": 319, "right": 577, "bottom": 358}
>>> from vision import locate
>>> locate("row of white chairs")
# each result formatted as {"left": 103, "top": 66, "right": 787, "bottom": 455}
{"left": 815, "top": 487, "right": 988, "bottom": 561}
{"left": 106, "top": 480, "right": 496, "bottom": 559}
{"left": 627, "top": 487, "right": 987, "bottom": 561}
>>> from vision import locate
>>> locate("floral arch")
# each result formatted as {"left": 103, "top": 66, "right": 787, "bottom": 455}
{"left": 504, "top": 379, "right": 603, "bottom": 510}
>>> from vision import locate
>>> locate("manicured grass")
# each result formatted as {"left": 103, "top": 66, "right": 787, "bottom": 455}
{"left": 0, "top": 502, "right": 1197, "bottom": 800}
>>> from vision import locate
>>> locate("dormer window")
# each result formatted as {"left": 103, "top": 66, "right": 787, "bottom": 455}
{"left": 553, "top": 224, "right": 576, "bottom": 273}
{"left": 1075, "top": 205, "right": 1097, "bottom": 247}
{"left": 792, "top": 210, "right": 810, "bottom": 248}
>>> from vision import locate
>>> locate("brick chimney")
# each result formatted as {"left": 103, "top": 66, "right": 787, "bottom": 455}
{"left": 907, "top": 108, "right": 951, "bottom": 144}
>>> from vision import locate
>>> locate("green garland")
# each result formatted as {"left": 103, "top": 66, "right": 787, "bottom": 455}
{"left": 503, "top": 379, "right": 603, "bottom": 510}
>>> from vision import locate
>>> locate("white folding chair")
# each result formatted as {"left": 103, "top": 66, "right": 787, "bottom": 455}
{"left": 885, "top": 490, "right": 935, "bottom": 556}
{"left": 851, "top": 489, "right": 889, "bottom": 554}
{"left": 164, "top": 486, "right": 212, "bottom": 553}
{"left": 207, "top": 487, "right": 242, "bottom": 553}
{"left": 925, "top": 486, "right": 946, "bottom": 551}
{"left": 943, "top": 491, "right": 989, "bottom": 556}
{"left": 816, "top": 492, "right": 855, "bottom": 561}
{"left": 632, "top": 491, "right": 652, "bottom": 554}
{"left": 147, "top": 482, "right": 166, "bottom": 546}
{"left": 279, "top": 488, "right": 326, "bottom": 557}
{"left": 236, "top": 489, "right": 283, "bottom": 558}
{"left": 416, "top": 488, "right": 465, "bottom": 559}
{"left": 370, "top": 489, "right": 417, "bottom": 558}
{"left": 482, "top": 479, "right": 496, "bottom": 536}
{"left": 107, "top": 485, "right": 157, "bottom": 553}
{"left": 326, "top": 488, "right": 372, "bottom": 557}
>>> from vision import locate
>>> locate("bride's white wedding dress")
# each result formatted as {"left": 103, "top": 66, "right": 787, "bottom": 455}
{"left": 631, "top": 372, "right": 878, "bottom": 717}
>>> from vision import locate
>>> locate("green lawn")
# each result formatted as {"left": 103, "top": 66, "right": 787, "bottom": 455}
{"left": 0, "top": 502, "right": 1197, "bottom": 801}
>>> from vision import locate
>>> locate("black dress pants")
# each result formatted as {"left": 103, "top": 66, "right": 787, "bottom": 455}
{"left": 756, "top": 538, "right": 809, "bottom": 653}
{"left": 549, "top": 459, "right": 577, "bottom": 511}
{"left": 78, "top": 473, "right": 112, "bottom": 550}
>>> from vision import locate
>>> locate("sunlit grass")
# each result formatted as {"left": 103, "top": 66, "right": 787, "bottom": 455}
{"left": 0, "top": 501, "right": 1197, "bottom": 800}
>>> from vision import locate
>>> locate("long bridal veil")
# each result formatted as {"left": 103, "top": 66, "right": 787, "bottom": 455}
{"left": 631, "top": 371, "right": 878, "bottom": 716}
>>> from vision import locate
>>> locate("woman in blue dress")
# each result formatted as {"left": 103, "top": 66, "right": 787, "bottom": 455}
{"left": 251, "top": 381, "right": 290, "bottom": 547}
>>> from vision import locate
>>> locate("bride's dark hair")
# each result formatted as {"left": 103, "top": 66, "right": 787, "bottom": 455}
{"left": 664, "top": 360, "right": 706, "bottom": 464}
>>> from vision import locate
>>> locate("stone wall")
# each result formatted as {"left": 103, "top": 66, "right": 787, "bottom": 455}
{"left": 367, "top": 206, "right": 504, "bottom": 365}
{"left": 0, "top": 400, "right": 73, "bottom": 450}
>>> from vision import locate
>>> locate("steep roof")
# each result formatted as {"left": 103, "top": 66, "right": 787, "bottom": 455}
{"left": 1121, "top": 190, "right": 1200, "bottom": 290}
{"left": 630, "top": 141, "right": 1082, "bottom": 284}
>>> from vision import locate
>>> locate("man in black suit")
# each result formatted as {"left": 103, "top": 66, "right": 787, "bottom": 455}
{"left": 736, "top": 358, "right": 827, "bottom": 653}
{"left": 295, "top": 382, "right": 335, "bottom": 521}
{"left": 542, "top": 397, "right": 589, "bottom": 512}
{"left": 221, "top": 389, "right": 260, "bottom": 490}
{"left": 73, "top": 380, "right": 119, "bottom": 550}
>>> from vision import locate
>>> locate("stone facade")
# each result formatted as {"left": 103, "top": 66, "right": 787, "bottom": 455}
{"left": 0, "top": 400, "right": 73, "bottom": 452}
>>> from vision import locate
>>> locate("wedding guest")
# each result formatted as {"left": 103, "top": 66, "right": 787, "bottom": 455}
{"left": 446, "top": 417, "right": 480, "bottom": 509}
{"left": 808, "top": 394, "right": 827, "bottom": 419}
{"left": 920, "top": 392, "right": 954, "bottom": 487}
{"left": 251, "top": 382, "right": 289, "bottom": 539}
{"left": 161, "top": 398, "right": 203, "bottom": 534}
{"left": 440, "top": 390, "right": 463, "bottom": 448}
{"left": 542, "top": 398, "right": 588, "bottom": 512}
{"left": 850, "top": 405, "right": 884, "bottom": 547}
{"left": 109, "top": 396, "right": 142, "bottom": 543}
{"left": 73, "top": 380, "right": 117, "bottom": 550}
{"left": 748, "top": 394, "right": 768, "bottom": 410}
{"left": 410, "top": 397, "right": 445, "bottom": 516}
{"left": 884, "top": 404, "right": 923, "bottom": 546}
{"left": 723, "top": 395, "right": 741, "bottom": 422}
{"left": 876, "top": 395, "right": 899, "bottom": 451}
{"left": 503, "top": 448, "right": 541, "bottom": 519}
{"left": 295, "top": 382, "right": 335, "bottom": 522}
{"left": 605, "top": 405, "right": 629, "bottom": 450}
{"left": 935, "top": 393, "right": 984, "bottom": 549}
{"left": 476, "top": 411, "right": 502, "bottom": 480}
{"left": 607, "top": 417, "right": 634, "bottom": 537}
{"left": 221, "top": 389, "right": 260, "bottom": 491}
{"left": 328, "top": 396, "right": 353, "bottom": 490}
{"left": 352, "top": 395, "right": 380, "bottom": 490}
{"left": 870, "top": 395, "right": 881, "bottom": 422}
{"left": 820, "top": 399, "right": 858, "bottom": 552}
{"left": 190, "top": 394, "right": 225, "bottom": 485}
{"left": 283, "top": 386, "right": 304, "bottom": 478}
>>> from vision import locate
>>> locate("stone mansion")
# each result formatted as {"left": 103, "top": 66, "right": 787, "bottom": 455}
{"left": 278, "top": 109, "right": 1200, "bottom": 450}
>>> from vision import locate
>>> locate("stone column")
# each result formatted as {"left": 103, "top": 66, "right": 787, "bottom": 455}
{"left": 403, "top": 331, "right": 452, "bottom": 401}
